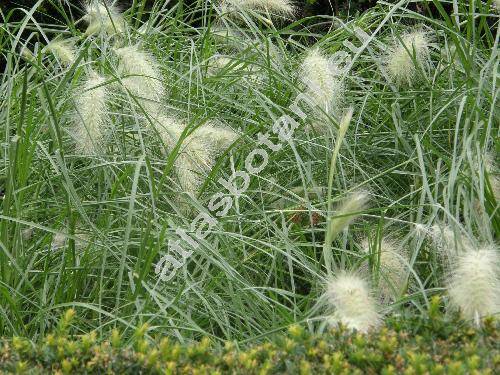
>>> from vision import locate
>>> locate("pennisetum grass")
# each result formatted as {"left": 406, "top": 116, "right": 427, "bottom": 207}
{"left": 43, "top": 39, "right": 76, "bottom": 67}
{"left": 83, "top": 0, "right": 126, "bottom": 36}
{"left": 220, "top": 0, "right": 296, "bottom": 17}
{"left": 447, "top": 245, "right": 500, "bottom": 326}
{"left": 114, "top": 44, "right": 164, "bottom": 117}
{"left": 0, "top": 0, "right": 497, "bottom": 344}
{"left": 300, "top": 48, "right": 344, "bottom": 117}
{"left": 325, "top": 272, "right": 382, "bottom": 332}
{"left": 385, "top": 29, "right": 431, "bottom": 85}
{"left": 72, "top": 69, "right": 109, "bottom": 155}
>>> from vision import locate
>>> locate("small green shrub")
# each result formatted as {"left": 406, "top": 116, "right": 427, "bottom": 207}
{"left": 0, "top": 310, "right": 498, "bottom": 374}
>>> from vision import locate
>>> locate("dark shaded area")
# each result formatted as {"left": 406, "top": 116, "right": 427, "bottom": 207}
{"left": 0, "top": 0, "right": 447, "bottom": 74}
{"left": 1, "top": 0, "right": 379, "bottom": 24}
{"left": 0, "top": 0, "right": 377, "bottom": 73}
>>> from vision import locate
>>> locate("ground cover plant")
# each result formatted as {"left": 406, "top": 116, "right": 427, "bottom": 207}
{"left": 0, "top": 0, "right": 499, "bottom": 370}
{"left": 1, "top": 302, "right": 498, "bottom": 373}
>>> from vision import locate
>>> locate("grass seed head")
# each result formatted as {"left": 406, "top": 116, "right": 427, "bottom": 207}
{"left": 300, "top": 48, "right": 344, "bottom": 115}
{"left": 195, "top": 121, "right": 239, "bottom": 151}
{"left": 447, "top": 245, "right": 500, "bottom": 324}
{"left": 386, "top": 30, "right": 431, "bottom": 85}
{"left": 427, "top": 224, "right": 473, "bottom": 265}
{"left": 362, "top": 238, "right": 409, "bottom": 302}
{"left": 114, "top": 45, "right": 164, "bottom": 117}
{"left": 221, "top": 0, "right": 295, "bottom": 17}
{"left": 84, "top": 1, "right": 125, "bottom": 36}
{"left": 72, "top": 70, "right": 109, "bottom": 155}
{"left": 155, "top": 116, "right": 214, "bottom": 196}
{"left": 326, "top": 272, "right": 382, "bottom": 332}
{"left": 328, "top": 191, "right": 369, "bottom": 238}
{"left": 43, "top": 39, "right": 76, "bottom": 66}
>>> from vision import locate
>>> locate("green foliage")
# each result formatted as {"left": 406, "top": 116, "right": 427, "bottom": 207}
{"left": 0, "top": 310, "right": 498, "bottom": 374}
{"left": 0, "top": 0, "right": 498, "bottom": 350}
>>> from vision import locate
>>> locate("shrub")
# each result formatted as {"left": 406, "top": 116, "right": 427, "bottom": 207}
{"left": 1, "top": 310, "right": 498, "bottom": 374}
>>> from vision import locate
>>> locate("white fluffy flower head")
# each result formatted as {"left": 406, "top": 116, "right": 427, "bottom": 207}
{"left": 386, "top": 30, "right": 431, "bottom": 85}
{"left": 155, "top": 116, "right": 237, "bottom": 197}
{"left": 326, "top": 272, "right": 382, "bottom": 332}
{"left": 447, "top": 245, "right": 500, "bottom": 325}
{"left": 362, "top": 237, "right": 409, "bottom": 302}
{"left": 221, "top": 0, "right": 295, "bottom": 17}
{"left": 43, "top": 39, "right": 76, "bottom": 66}
{"left": 301, "top": 48, "right": 344, "bottom": 114}
{"left": 425, "top": 224, "right": 474, "bottom": 267}
{"left": 84, "top": 1, "right": 125, "bottom": 35}
{"left": 155, "top": 116, "right": 203, "bottom": 194}
{"left": 73, "top": 70, "right": 109, "bottom": 155}
{"left": 115, "top": 45, "right": 164, "bottom": 116}
{"left": 327, "top": 191, "right": 369, "bottom": 239}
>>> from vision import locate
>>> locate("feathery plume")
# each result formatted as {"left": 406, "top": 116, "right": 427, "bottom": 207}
{"left": 114, "top": 45, "right": 164, "bottom": 116}
{"left": 429, "top": 224, "right": 460, "bottom": 254}
{"left": 155, "top": 116, "right": 214, "bottom": 195}
{"left": 155, "top": 116, "right": 238, "bottom": 197}
{"left": 221, "top": 0, "right": 295, "bottom": 17}
{"left": 362, "top": 238, "right": 409, "bottom": 302}
{"left": 425, "top": 224, "right": 473, "bottom": 264}
{"left": 326, "top": 272, "right": 382, "bottom": 332}
{"left": 386, "top": 30, "right": 431, "bottom": 85}
{"left": 43, "top": 39, "right": 76, "bottom": 66}
{"left": 195, "top": 121, "right": 239, "bottom": 151}
{"left": 84, "top": 1, "right": 125, "bottom": 36}
{"left": 447, "top": 245, "right": 500, "bottom": 325}
{"left": 327, "top": 191, "right": 369, "bottom": 239}
{"left": 72, "top": 70, "right": 109, "bottom": 155}
{"left": 300, "top": 48, "right": 344, "bottom": 114}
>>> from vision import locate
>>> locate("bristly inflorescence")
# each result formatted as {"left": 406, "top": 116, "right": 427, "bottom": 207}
{"left": 155, "top": 115, "right": 212, "bottom": 196}
{"left": 114, "top": 44, "right": 164, "bottom": 117}
{"left": 422, "top": 224, "right": 473, "bottom": 268}
{"left": 154, "top": 116, "right": 238, "bottom": 198}
{"left": 385, "top": 30, "right": 431, "bottom": 85}
{"left": 362, "top": 237, "right": 409, "bottom": 302}
{"left": 300, "top": 48, "right": 344, "bottom": 116}
{"left": 83, "top": 0, "right": 126, "bottom": 36}
{"left": 327, "top": 191, "right": 369, "bottom": 239}
{"left": 72, "top": 70, "right": 109, "bottom": 155}
{"left": 447, "top": 245, "right": 500, "bottom": 326}
{"left": 43, "top": 39, "right": 76, "bottom": 67}
{"left": 326, "top": 272, "right": 382, "bottom": 332}
{"left": 220, "top": 0, "right": 296, "bottom": 18}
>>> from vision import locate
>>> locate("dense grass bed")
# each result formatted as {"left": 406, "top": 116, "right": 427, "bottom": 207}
{"left": 0, "top": 0, "right": 499, "bottom": 370}
{"left": 1, "top": 307, "right": 498, "bottom": 374}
